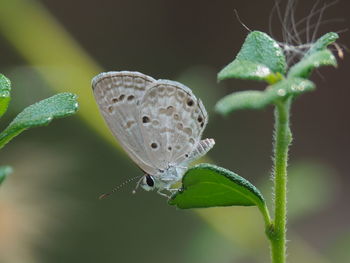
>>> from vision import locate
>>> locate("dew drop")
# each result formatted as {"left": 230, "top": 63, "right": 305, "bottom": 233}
{"left": 277, "top": 89, "right": 286, "bottom": 96}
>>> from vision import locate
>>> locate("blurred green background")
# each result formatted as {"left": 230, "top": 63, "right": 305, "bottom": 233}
{"left": 0, "top": 0, "right": 349, "bottom": 262}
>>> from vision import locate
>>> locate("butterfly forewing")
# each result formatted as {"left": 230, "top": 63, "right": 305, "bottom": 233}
{"left": 139, "top": 80, "right": 208, "bottom": 171}
{"left": 92, "top": 71, "right": 158, "bottom": 175}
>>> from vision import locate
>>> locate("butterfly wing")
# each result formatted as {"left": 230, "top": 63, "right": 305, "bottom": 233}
{"left": 138, "top": 80, "right": 208, "bottom": 171}
{"left": 92, "top": 71, "right": 159, "bottom": 175}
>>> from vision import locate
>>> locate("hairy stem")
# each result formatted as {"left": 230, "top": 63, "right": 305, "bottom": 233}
{"left": 269, "top": 98, "right": 292, "bottom": 263}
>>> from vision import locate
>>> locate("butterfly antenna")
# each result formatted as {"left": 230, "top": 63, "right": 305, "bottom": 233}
{"left": 99, "top": 176, "right": 141, "bottom": 200}
{"left": 234, "top": 9, "right": 252, "bottom": 32}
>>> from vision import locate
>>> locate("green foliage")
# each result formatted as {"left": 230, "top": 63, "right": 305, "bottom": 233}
{"left": 288, "top": 50, "right": 337, "bottom": 78}
{"left": 218, "top": 60, "right": 274, "bottom": 82}
{"left": 289, "top": 32, "right": 338, "bottom": 79}
{"left": 305, "top": 32, "right": 339, "bottom": 56}
{"left": 170, "top": 28, "right": 340, "bottom": 263}
{"left": 0, "top": 73, "right": 78, "bottom": 188}
{"left": 216, "top": 78, "right": 314, "bottom": 115}
{"left": 170, "top": 31, "right": 340, "bottom": 235}
{"left": 218, "top": 31, "right": 286, "bottom": 82}
{"left": 212, "top": 30, "right": 341, "bottom": 263}
{"left": 0, "top": 166, "right": 12, "bottom": 186}
{"left": 216, "top": 90, "right": 272, "bottom": 113}
{"left": 0, "top": 92, "right": 78, "bottom": 149}
{"left": 169, "top": 163, "right": 266, "bottom": 210}
{"left": 0, "top": 74, "right": 11, "bottom": 118}
{"left": 215, "top": 32, "right": 338, "bottom": 114}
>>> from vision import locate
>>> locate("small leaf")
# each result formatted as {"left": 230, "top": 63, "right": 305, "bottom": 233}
{"left": 306, "top": 32, "right": 339, "bottom": 56}
{"left": 216, "top": 78, "right": 315, "bottom": 115}
{"left": 218, "top": 60, "right": 274, "bottom": 82}
{"left": 0, "top": 93, "right": 78, "bottom": 149}
{"left": 288, "top": 49, "right": 337, "bottom": 78}
{"left": 268, "top": 77, "right": 315, "bottom": 97}
{"left": 0, "top": 74, "right": 11, "bottom": 118}
{"left": 218, "top": 31, "right": 286, "bottom": 82}
{"left": 235, "top": 31, "right": 287, "bottom": 74}
{"left": 169, "top": 163, "right": 265, "bottom": 210}
{"left": 0, "top": 166, "right": 12, "bottom": 186}
{"left": 216, "top": 90, "right": 272, "bottom": 114}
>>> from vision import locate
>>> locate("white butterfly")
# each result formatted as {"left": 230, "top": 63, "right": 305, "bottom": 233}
{"left": 92, "top": 71, "right": 215, "bottom": 197}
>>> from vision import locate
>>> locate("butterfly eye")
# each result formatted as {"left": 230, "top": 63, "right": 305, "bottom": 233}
{"left": 140, "top": 175, "right": 155, "bottom": 192}
{"left": 145, "top": 175, "right": 154, "bottom": 187}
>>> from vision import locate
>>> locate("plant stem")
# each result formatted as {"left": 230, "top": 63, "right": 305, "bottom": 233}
{"left": 269, "top": 98, "right": 292, "bottom": 263}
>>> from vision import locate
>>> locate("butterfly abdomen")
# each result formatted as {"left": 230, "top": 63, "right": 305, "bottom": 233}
{"left": 188, "top": 138, "right": 215, "bottom": 162}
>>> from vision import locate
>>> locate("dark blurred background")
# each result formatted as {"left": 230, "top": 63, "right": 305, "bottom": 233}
{"left": 0, "top": 0, "right": 349, "bottom": 262}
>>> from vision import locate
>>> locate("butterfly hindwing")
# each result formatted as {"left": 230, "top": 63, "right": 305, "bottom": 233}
{"left": 139, "top": 80, "right": 208, "bottom": 171}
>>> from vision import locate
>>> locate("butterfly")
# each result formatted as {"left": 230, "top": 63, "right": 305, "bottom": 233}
{"left": 92, "top": 71, "right": 215, "bottom": 197}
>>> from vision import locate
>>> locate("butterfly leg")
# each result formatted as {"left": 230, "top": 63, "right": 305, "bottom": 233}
{"left": 157, "top": 189, "right": 171, "bottom": 198}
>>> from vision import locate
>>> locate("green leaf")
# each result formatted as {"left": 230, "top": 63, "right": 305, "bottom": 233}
{"left": 0, "top": 166, "right": 12, "bottom": 186}
{"left": 216, "top": 78, "right": 315, "bottom": 115}
{"left": 0, "top": 92, "right": 78, "bottom": 149}
{"left": 169, "top": 163, "right": 265, "bottom": 210}
{"left": 269, "top": 77, "right": 315, "bottom": 96}
{"left": 288, "top": 49, "right": 337, "bottom": 78}
{"left": 0, "top": 74, "right": 11, "bottom": 118}
{"left": 218, "top": 31, "right": 286, "bottom": 82}
{"left": 288, "top": 32, "right": 339, "bottom": 78}
{"left": 306, "top": 32, "right": 339, "bottom": 56}
{"left": 216, "top": 90, "right": 272, "bottom": 114}
{"left": 218, "top": 60, "right": 274, "bottom": 82}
